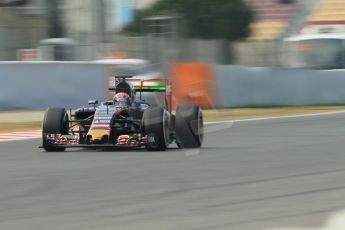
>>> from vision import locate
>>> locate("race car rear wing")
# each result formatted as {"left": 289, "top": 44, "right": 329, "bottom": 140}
{"left": 109, "top": 78, "right": 169, "bottom": 93}
{"left": 132, "top": 79, "right": 169, "bottom": 92}
{"left": 109, "top": 76, "right": 172, "bottom": 111}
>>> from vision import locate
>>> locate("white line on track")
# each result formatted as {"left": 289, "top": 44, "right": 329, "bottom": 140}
{"left": 205, "top": 110, "right": 345, "bottom": 125}
{"left": 268, "top": 209, "right": 345, "bottom": 230}
{"left": 1, "top": 110, "right": 345, "bottom": 142}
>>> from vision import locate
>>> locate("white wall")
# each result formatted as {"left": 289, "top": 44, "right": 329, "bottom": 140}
{"left": 216, "top": 66, "right": 345, "bottom": 107}
{"left": 1, "top": 62, "right": 345, "bottom": 110}
{"left": 0, "top": 62, "right": 108, "bottom": 110}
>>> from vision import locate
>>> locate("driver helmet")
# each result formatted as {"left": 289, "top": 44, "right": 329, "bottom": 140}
{"left": 113, "top": 92, "right": 131, "bottom": 107}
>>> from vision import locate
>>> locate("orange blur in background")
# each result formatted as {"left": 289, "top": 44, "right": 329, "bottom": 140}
{"left": 169, "top": 63, "right": 216, "bottom": 110}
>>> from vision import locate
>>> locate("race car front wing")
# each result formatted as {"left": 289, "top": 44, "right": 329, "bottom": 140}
{"left": 40, "top": 133, "right": 148, "bottom": 149}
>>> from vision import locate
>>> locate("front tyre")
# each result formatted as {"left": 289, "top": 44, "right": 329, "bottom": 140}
{"left": 42, "top": 108, "right": 69, "bottom": 152}
{"left": 175, "top": 104, "right": 204, "bottom": 148}
{"left": 143, "top": 107, "right": 170, "bottom": 151}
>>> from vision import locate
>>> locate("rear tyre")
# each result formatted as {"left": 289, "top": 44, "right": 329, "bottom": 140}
{"left": 175, "top": 104, "right": 204, "bottom": 148}
{"left": 42, "top": 108, "right": 69, "bottom": 152}
{"left": 143, "top": 107, "right": 170, "bottom": 151}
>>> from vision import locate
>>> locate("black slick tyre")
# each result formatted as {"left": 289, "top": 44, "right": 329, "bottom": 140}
{"left": 143, "top": 107, "right": 170, "bottom": 151}
{"left": 42, "top": 108, "right": 69, "bottom": 152}
{"left": 175, "top": 104, "right": 204, "bottom": 148}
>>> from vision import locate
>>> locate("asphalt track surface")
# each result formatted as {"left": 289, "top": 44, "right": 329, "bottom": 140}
{"left": 1, "top": 113, "right": 345, "bottom": 230}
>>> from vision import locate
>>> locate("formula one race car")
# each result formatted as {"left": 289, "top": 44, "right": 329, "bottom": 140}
{"left": 41, "top": 76, "right": 204, "bottom": 152}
